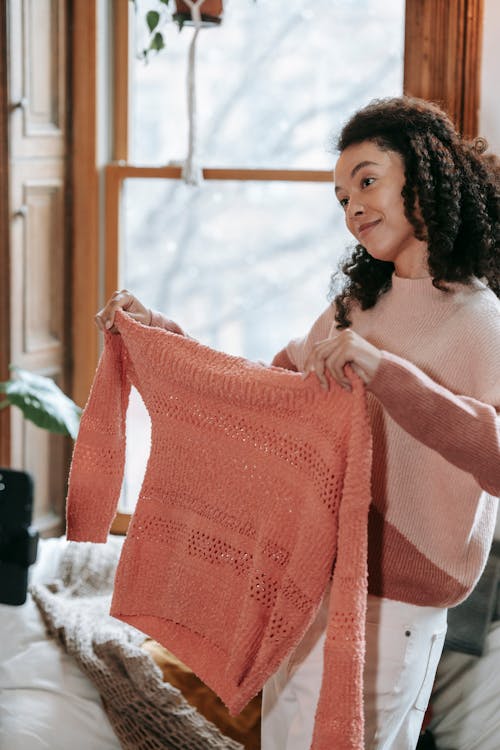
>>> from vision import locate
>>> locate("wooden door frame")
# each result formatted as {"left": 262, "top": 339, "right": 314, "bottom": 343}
{"left": 71, "top": 0, "right": 100, "bottom": 408}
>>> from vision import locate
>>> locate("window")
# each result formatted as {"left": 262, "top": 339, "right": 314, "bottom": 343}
{"left": 71, "top": 0, "right": 485, "bottom": 415}
{"left": 130, "top": 0, "right": 405, "bottom": 170}
{"left": 123, "top": 0, "right": 405, "bottom": 360}
{"left": 110, "top": 0, "right": 406, "bottom": 510}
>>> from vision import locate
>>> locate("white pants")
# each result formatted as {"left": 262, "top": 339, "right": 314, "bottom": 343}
{"left": 261, "top": 585, "right": 447, "bottom": 750}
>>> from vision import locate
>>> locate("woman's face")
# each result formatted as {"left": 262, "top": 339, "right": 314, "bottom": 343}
{"left": 334, "top": 140, "right": 429, "bottom": 277}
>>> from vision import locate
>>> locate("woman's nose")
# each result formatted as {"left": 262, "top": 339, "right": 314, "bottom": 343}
{"left": 347, "top": 200, "right": 365, "bottom": 220}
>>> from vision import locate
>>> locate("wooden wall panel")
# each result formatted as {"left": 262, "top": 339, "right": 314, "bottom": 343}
{"left": 9, "top": 0, "right": 65, "bottom": 157}
{"left": 10, "top": 170, "right": 65, "bottom": 364}
{"left": 21, "top": 180, "right": 64, "bottom": 357}
{"left": 6, "top": 0, "right": 70, "bottom": 536}
{"left": 10, "top": 400, "right": 68, "bottom": 535}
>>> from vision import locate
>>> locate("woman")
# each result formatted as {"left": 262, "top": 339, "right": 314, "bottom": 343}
{"left": 96, "top": 97, "right": 500, "bottom": 749}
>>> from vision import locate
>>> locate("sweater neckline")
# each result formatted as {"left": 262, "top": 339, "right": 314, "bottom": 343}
{"left": 390, "top": 272, "right": 446, "bottom": 300}
{"left": 390, "top": 272, "right": 488, "bottom": 302}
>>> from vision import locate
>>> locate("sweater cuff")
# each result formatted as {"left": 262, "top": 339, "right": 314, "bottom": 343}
{"left": 366, "top": 351, "right": 399, "bottom": 399}
{"left": 66, "top": 529, "right": 109, "bottom": 544}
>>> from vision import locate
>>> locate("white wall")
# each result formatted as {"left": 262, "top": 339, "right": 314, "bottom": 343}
{"left": 479, "top": 0, "right": 500, "bottom": 153}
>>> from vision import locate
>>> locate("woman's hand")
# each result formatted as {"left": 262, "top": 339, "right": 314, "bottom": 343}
{"left": 302, "top": 330, "right": 382, "bottom": 391}
{"left": 95, "top": 289, "right": 151, "bottom": 335}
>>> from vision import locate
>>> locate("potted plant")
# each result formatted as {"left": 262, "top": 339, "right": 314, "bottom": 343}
{"left": 0, "top": 367, "right": 82, "bottom": 600}
{"left": 135, "top": 0, "right": 224, "bottom": 58}
{"left": 174, "top": 0, "right": 223, "bottom": 26}
{"left": 0, "top": 366, "right": 81, "bottom": 439}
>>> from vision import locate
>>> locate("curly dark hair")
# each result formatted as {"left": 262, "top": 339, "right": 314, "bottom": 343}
{"left": 329, "top": 96, "right": 500, "bottom": 329}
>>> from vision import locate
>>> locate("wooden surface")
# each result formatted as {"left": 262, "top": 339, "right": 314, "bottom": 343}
{"left": 6, "top": 0, "right": 71, "bottom": 536}
{"left": 404, "top": 0, "right": 483, "bottom": 138}
{"left": 113, "top": 0, "right": 129, "bottom": 162}
{"left": 110, "top": 511, "right": 131, "bottom": 536}
{"left": 71, "top": 0, "right": 100, "bottom": 409}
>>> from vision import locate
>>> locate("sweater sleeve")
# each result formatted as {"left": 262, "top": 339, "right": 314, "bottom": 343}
{"left": 271, "top": 348, "right": 298, "bottom": 371}
{"left": 66, "top": 332, "right": 131, "bottom": 542}
{"left": 367, "top": 351, "right": 500, "bottom": 496}
{"left": 285, "top": 305, "right": 337, "bottom": 372}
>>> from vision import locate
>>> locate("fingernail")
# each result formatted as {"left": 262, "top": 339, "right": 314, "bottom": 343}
{"left": 105, "top": 320, "right": 112, "bottom": 329}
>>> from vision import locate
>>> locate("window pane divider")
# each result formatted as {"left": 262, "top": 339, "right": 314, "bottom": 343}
{"left": 106, "top": 163, "right": 334, "bottom": 181}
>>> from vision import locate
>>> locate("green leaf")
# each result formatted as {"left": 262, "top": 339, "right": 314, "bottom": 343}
{"left": 172, "top": 12, "right": 186, "bottom": 30}
{"left": 159, "top": 0, "right": 170, "bottom": 5}
{"left": 2, "top": 366, "right": 82, "bottom": 439}
{"left": 146, "top": 10, "right": 160, "bottom": 32}
{"left": 150, "top": 31, "right": 165, "bottom": 52}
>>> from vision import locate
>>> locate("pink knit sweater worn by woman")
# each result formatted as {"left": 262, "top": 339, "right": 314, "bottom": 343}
{"left": 96, "top": 97, "right": 500, "bottom": 750}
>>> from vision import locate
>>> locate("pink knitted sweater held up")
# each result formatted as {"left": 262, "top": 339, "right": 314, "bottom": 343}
{"left": 66, "top": 310, "right": 373, "bottom": 750}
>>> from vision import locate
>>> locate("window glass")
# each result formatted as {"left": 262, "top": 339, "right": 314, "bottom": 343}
{"left": 120, "top": 0, "right": 405, "bottom": 510}
{"left": 119, "top": 177, "right": 351, "bottom": 511}
{"left": 121, "top": 178, "right": 351, "bottom": 361}
{"left": 131, "top": 0, "right": 405, "bottom": 168}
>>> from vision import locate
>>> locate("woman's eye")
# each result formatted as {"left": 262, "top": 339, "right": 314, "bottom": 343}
{"left": 338, "top": 197, "right": 349, "bottom": 209}
{"left": 361, "top": 177, "right": 375, "bottom": 188}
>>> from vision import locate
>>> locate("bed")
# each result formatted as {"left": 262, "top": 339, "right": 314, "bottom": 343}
{"left": 0, "top": 535, "right": 260, "bottom": 750}
{"left": 1, "top": 534, "right": 498, "bottom": 750}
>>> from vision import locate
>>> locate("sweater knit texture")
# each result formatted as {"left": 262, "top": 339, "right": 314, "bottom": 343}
{"left": 66, "top": 310, "right": 373, "bottom": 750}
{"left": 285, "top": 273, "right": 500, "bottom": 608}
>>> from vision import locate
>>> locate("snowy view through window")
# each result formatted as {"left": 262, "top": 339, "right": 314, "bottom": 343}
{"left": 120, "top": 0, "right": 405, "bottom": 510}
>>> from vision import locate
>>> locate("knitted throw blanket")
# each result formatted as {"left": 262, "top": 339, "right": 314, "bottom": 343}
{"left": 30, "top": 539, "right": 243, "bottom": 750}
{"left": 66, "top": 310, "right": 373, "bottom": 750}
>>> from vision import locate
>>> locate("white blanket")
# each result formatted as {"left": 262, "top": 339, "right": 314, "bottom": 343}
{"left": 0, "top": 537, "right": 242, "bottom": 750}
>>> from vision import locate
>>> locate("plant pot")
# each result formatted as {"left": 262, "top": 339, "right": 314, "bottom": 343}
{"left": 174, "top": 0, "right": 223, "bottom": 26}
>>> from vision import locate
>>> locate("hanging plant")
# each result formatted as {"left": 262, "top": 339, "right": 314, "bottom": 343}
{"left": 173, "top": 0, "right": 223, "bottom": 27}
{"left": 133, "top": 0, "right": 255, "bottom": 183}
{"left": 133, "top": 0, "right": 224, "bottom": 60}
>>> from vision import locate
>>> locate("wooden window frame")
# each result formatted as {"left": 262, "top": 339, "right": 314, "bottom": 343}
{"left": 404, "top": 0, "right": 484, "bottom": 139}
{"left": 69, "top": 0, "right": 484, "bottom": 532}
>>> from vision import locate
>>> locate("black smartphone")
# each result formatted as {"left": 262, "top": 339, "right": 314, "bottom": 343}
{"left": 0, "top": 468, "right": 39, "bottom": 605}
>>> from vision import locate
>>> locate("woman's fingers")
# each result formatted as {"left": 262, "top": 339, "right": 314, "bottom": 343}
{"left": 95, "top": 290, "right": 125, "bottom": 327}
{"left": 326, "top": 352, "right": 352, "bottom": 390}
{"left": 303, "top": 338, "right": 352, "bottom": 391}
{"left": 304, "top": 339, "right": 350, "bottom": 390}
{"left": 316, "top": 339, "right": 351, "bottom": 389}
{"left": 94, "top": 290, "right": 140, "bottom": 334}
{"left": 302, "top": 331, "right": 382, "bottom": 389}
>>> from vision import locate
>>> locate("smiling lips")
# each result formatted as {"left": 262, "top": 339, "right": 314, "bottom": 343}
{"left": 358, "top": 219, "right": 381, "bottom": 236}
